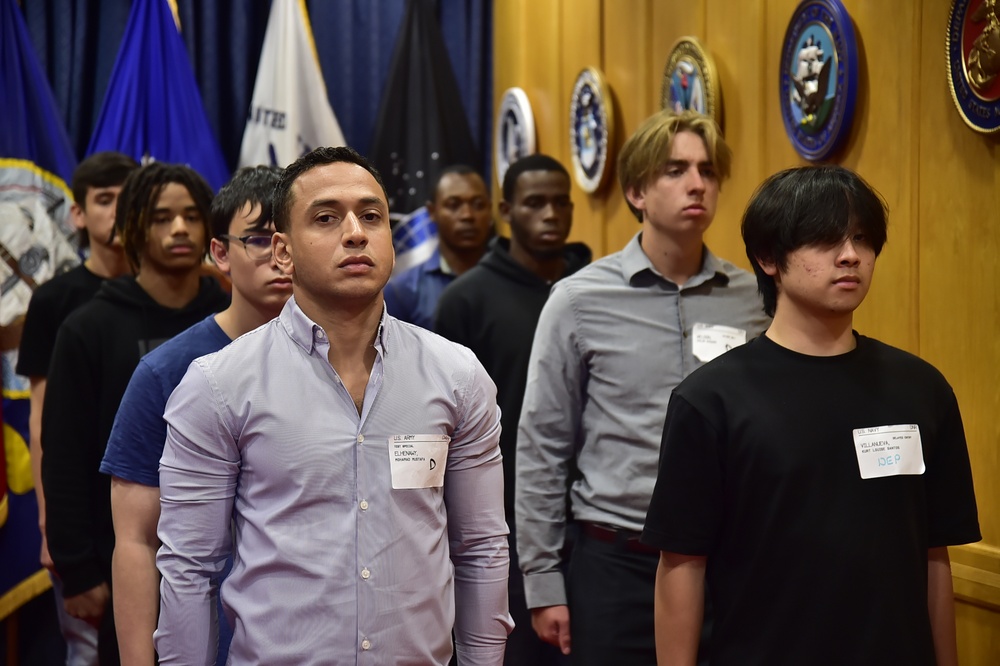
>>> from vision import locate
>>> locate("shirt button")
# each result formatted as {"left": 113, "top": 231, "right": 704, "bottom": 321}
{"left": 361, "top": 567, "right": 371, "bottom": 580}
{"left": 357, "top": 434, "right": 365, "bottom": 443}
{"left": 359, "top": 499, "right": 369, "bottom": 511}
{"left": 361, "top": 638, "right": 371, "bottom": 650}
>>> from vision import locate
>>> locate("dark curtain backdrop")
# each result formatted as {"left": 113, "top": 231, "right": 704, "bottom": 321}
{"left": 22, "top": 0, "right": 492, "bottom": 178}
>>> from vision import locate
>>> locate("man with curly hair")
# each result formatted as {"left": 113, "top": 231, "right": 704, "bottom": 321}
{"left": 41, "top": 162, "right": 229, "bottom": 665}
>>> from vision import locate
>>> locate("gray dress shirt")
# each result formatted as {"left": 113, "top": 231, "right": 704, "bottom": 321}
{"left": 515, "top": 233, "right": 771, "bottom": 609}
{"left": 155, "top": 297, "right": 512, "bottom": 665}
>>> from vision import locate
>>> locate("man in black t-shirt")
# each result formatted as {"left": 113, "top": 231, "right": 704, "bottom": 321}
{"left": 17, "top": 151, "right": 138, "bottom": 665}
{"left": 641, "top": 165, "right": 980, "bottom": 666}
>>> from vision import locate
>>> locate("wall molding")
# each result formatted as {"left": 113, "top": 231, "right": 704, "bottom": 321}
{"left": 951, "top": 543, "right": 1000, "bottom": 611}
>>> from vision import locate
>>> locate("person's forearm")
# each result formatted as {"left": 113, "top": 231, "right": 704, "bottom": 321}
{"left": 113, "top": 540, "right": 160, "bottom": 666}
{"left": 654, "top": 552, "right": 706, "bottom": 666}
{"left": 28, "top": 378, "right": 46, "bottom": 526}
{"left": 928, "top": 547, "right": 959, "bottom": 666}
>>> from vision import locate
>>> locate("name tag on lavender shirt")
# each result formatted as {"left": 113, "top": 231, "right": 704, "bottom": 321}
{"left": 388, "top": 434, "right": 450, "bottom": 489}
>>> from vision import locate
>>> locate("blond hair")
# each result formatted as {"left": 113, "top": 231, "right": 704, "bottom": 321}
{"left": 617, "top": 110, "right": 731, "bottom": 221}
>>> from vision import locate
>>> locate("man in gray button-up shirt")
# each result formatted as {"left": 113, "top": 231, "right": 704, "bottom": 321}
{"left": 515, "top": 110, "right": 770, "bottom": 666}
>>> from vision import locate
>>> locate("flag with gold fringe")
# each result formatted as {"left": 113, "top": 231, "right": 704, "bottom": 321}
{"left": 0, "top": 0, "right": 79, "bottom": 621}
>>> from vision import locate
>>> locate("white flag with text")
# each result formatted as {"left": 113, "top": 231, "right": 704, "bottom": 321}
{"left": 239, "top": 0, "right": 345, "bottom": 168}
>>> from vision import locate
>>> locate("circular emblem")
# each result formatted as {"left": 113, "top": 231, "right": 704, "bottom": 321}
{"left": 947, "top": 0, "right": 1000, "bottom": 133}
{"left": 661, "top": 37, "right": 722, "bottom": 126}
{"left": 494, "top": 88, "right": 537, "bottom": 187}
{"left": 569, "top": 68, "right": 614, "bottom": 194}
{"left": 779, "top": 0, "right": 859, "bottom": 161}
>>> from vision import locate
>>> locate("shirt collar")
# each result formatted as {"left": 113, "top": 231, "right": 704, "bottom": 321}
{"left": 422, "top": 247, "right": 454, "bottom": 276}
{"left": 280, "top": 295, "right": 391, "bottom": 356}
{"left": 621, "top": 232, "right": 731, "bottom": 289}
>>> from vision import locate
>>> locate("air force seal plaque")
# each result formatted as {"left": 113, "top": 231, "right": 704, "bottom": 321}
{"left": 780, "top": 0, "right": 859, "bottom": 160}
{"left": 569, "top": 68, "right": 614, "bottom": 194}
{"left": 947, "top": 0, "right": 1000, "bottom": 133}
{"left": 662, "top": 37, "right": 722, "bottom": 127}
{"left": 494, "top": 88, "right": 537, "bottom": 188}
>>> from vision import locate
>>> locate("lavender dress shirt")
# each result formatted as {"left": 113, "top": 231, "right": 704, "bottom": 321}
{"left": 154, "top": 297, "right": 512, "bottom": 665}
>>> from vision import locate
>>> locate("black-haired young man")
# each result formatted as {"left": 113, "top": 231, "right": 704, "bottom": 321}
{"left": 436, "top": 153, "right": 589, "bottom": 664}
{"left": 41, "top": 163, "right": 229, "bottom": 665}
{"left": 100, "top": 166, "right": 288, "bottom": 666}
{"left": 384, "top": 165, "right": 493, "bottom": 328}
{"left": 17, "top": 151, "right": 138, "bottom": 666}
{"left": 154, "top": 147, "right": 511, "bottom": 665}
{"left": 642, "top": 165, "right": 980, "bottom": 666}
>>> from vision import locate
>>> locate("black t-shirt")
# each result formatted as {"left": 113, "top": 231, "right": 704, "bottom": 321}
{"left": 16, "top": 264, "right": 105, "bottom": 378}
{"left": 642, "top": 333, "right": 980, "bottom": 666}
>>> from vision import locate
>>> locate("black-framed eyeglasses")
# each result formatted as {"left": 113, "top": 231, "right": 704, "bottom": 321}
{"left": 221, "top": 234, "right": 273, "bottom": 261}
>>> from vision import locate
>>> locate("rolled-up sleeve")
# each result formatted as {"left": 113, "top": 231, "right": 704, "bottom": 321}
{"left": 515, "top": 285, "right": 585, "bottom": 609}
{"left": 446, "top": 353, "right": 513, "bottom": 666}
{"left": 154, "top": 360, "right": 239, "bottom": 666}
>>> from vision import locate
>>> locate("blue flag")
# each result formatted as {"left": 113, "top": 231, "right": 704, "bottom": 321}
{"left": 87, "top": 0, "right": 229, "bottom": 190}
{"left": 0, "top": 0, "right": 79, "bottom": 621}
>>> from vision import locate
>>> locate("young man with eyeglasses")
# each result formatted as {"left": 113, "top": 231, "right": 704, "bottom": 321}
{"left": 99, "top": 166, "right": 288, "bottom": 666}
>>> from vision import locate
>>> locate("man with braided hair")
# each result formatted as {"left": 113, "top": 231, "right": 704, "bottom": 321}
{"left": 41, "top": 163, "right": 229, "bottom": 665}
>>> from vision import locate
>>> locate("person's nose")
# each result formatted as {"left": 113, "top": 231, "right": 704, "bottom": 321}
{"left": 343, "top": 212, "right": 368, "bottom": 247}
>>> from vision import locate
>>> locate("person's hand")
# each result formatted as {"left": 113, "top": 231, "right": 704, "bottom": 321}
{"left": 64, "top": 582, "right": 110, "bottom": 628}
{"left": 531, "top": 605, "right": 571, "bottom": 655}
{"left": 38, "top": 532, "right": 55, "bottom": 571}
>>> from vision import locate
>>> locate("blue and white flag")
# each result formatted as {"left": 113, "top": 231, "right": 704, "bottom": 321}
{"left": 239, "top": 0, "right": 345, "bottom": 168}
{"left": 86, "top": 0, "right": 229, "bottom": 190}
{"left": 390, "top": 207, "right": 438, "bottom": 277}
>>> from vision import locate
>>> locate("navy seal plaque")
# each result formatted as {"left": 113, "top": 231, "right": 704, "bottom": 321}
{"left": 662, "top": 37, "right": 722, "bottom": 126}
{"left": 494, "top": 88, "right": 537, "bottom": 187}
{"left": 569, "top": 67, "right": 613, "bottom": 194}
{"left": 947, "top": 0, "right": 1000, "bottom": 133}
{"left": 779, "top": 0, "right": 859, "bottom": 160}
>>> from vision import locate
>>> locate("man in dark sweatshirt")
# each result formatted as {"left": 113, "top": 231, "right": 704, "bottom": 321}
{"left": 435, "top": 153, "right": 590, "bottom": 666}
{"left": 40, "top": 163, "right": 229, "bottom": 665}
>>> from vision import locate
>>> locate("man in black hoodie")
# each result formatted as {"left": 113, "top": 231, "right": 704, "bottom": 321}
{"left": 40, "top": 163, "right": 229, "bottom": 665}
{"left": 435, "top": 154, "right": 590, "bottom": 666}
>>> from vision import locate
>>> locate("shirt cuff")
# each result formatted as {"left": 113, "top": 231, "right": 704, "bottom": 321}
{"left": 522, "top": 570, "right": 567, "bottom": 609}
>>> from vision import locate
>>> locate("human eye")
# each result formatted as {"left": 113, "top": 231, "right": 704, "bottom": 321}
{"left": 700, "top": 165, "right": 717, "bottom": 179}
{"left": 522, "top": 196, "right": 544, "bottom": 209}
{"left": 185, "top": 212, "right": 202, "bottom": 224}
{"left": 151, "top": 213, "right": 171, "bottom": 224}
{"left": 244, "top": 235, "right": 272, "bottom": 249}
{"left": 471, "top": 198, "right": 489, "bottom": 211}
{"left": 315, "top": 212, "right": 339, "bottom": 225}
{"left": 360, "top": 211, "right": 383, "bottom": 224}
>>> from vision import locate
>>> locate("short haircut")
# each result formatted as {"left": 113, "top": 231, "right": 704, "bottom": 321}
{"left": 501, "top": 154, "right": 570, "bottom": 202}
{"left": 617, "top": 110, "right": 731, "bottom": 221}
{"left": 272, "top": 146, "right": 387, "bottom": 234}
{"left": 71, "top": 152, "right": 139, "bottom": 207}
{"left": 211, "top": 165, "right": 284, "bottom": 239}
{"left": 741, "top": 165, "right": 888, "bottom": 317}
{"left": 71, "top": 152, "right": 139, "bottom": 248}
{"left": 431, "top": 164, "right": 482, "bottom": 202}
{"left": 115, "top": 163, "right": 214, "bottom": 272}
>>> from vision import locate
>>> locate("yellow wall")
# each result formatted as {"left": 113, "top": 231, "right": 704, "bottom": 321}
{"left": 494, "top": 0, "right": 1000, "bottom": 661}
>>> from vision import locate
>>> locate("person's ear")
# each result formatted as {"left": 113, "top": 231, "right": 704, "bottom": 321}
{"left": 498, "top": 200, "right": 512, "bottom": 223}
{"left": 273, "top": 232, "right": 294, "bottom": 277}
{"left": 757, "top": 256, "right": 779, "bottom": 277}
{"left": 624, "top": 185, "right": 646, "bottom": 215}
{"left": 210, "top": 238, "right": 231, "bottom": 274}
{"left": 70, "top": 202, "right": 85, "bottom": 231}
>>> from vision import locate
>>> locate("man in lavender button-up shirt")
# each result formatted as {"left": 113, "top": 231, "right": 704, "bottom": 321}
{"left": 154, "top": 147, "right": 513, "bottom": 666}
